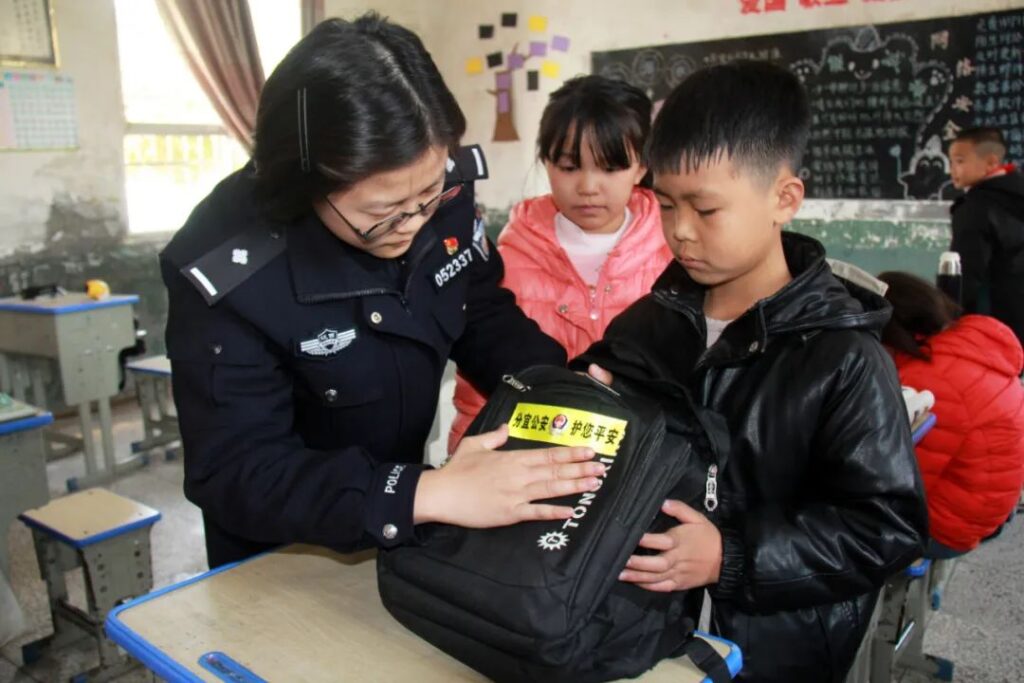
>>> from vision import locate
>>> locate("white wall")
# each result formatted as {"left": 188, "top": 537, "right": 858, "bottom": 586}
{"left": 0, "top": 0, "right": 126, "bottom": 253}
{"left": 325, "top": 0, "right": 1024, "bottom": 211}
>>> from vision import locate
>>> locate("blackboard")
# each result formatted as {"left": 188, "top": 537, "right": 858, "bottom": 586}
{"left": 592, "top": 9, "right": 1024, "bottom": 201}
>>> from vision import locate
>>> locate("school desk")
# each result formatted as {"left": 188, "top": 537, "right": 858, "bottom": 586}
{"left": 0, "top": 404, "right": 52, "bottom": 578}
{"left": 125, "top": 355, "right": 180, "bottom": 459}
{"left": 107, "top": 544, "right": 743, "bottom": 682}
{"left": 0, "top": 293, "right": 144, "bottom": 490}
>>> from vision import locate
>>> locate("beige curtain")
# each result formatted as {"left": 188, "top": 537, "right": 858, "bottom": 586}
{"left": 301, "top": 0, "right": 325, "bottom": 35}
{"left": 156, "top": 0, "right": 265, "bottom": 152}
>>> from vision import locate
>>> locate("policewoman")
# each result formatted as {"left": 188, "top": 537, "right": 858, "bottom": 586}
{"left": 161, "top": 15, "right": 604, "bottom": 568}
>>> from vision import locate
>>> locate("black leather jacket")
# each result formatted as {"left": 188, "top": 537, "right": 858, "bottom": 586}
{"left": 577, "top": 233, "right": 927, "bottom": 682}
{"left": 951, "top": 170, "right": 1024, "bottom": 347}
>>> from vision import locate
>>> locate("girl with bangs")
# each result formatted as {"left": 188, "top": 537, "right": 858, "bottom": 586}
{"left": 449, "top": 75, "right": 671, "bottom": 452}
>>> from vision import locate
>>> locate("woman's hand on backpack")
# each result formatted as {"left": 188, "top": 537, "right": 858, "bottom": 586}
{"left": 618, "top": 499, "right": 723, "bottom": 592}
{"left": 414, "top": 424, "right": 604, "bottom": 528}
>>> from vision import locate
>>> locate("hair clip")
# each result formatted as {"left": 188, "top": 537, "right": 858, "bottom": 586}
{"left": 297, "top": 87, "right": 311, "bottom": 173}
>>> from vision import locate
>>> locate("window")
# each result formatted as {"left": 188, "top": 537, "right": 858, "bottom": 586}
{"left": 114, "top": 0, "right": 300, "bottom": 234}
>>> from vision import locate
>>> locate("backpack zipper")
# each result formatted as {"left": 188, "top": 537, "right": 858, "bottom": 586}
{"left": 502, "top": 374, "right": 530, "bottom": 392}
{"left": 704, "top": 464, "right": 719, "bottom": 512}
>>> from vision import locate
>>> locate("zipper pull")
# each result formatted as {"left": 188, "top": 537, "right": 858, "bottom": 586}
{"left": 502, "top": 375, "right": 530, "bottom": 392}
{"left": 704, "top": 464, "right": 719, "bottom": 512}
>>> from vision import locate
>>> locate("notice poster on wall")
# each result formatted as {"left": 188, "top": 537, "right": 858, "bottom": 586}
{"left": 0, "top": 70, "right": 78, "bottom": 150}
{"left": 0, "top": 0, "right": 57, "bottom": 67}
{"left": 593, "top": 9, "right": 1024, "bottom": 201}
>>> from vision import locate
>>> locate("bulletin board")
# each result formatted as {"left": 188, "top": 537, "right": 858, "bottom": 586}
{"left": 593, "top": 8, "right": 1024, "bottom": 201}
{"left": 0, "top": 0, "right": 58, "bottom": 67}
{"left": 0, "top": 70, "right": 78, "bottom": 150}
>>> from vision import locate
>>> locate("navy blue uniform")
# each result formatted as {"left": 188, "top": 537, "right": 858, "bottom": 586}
{"left": 161, "top": 151, "right": 566, "bottom": 567}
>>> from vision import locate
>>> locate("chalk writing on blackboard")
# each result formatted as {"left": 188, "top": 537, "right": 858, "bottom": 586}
{"left": 592, "top": 8, "right": 1024, "bottom": 201}
{"left": 790, "top": 27, "right": 953, "bottom": 200}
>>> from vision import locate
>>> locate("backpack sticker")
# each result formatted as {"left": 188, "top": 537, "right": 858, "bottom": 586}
{"left": 508, "top": 403, "right": 628, "bottom": 457}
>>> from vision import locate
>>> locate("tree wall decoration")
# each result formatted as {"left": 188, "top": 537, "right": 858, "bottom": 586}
{"left": 465, "top": 13, "right": 571, "bottom": 142}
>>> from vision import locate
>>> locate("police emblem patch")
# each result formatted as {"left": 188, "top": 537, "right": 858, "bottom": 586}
{"left": 443, "top": 237, "right": 459, "bottom": 256}
{"left": 299, "top": 328, "right": 357, "bottom": 357}
{"left": 472, "top": 213, "right": 490, "bottom": 261}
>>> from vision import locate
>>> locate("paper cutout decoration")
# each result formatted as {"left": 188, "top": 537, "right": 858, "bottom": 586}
{"left": 528, "top": 15, "right": 548, "bottom": 33}
{"left": 468, "top": 12, "right": 570, "bottom": 142}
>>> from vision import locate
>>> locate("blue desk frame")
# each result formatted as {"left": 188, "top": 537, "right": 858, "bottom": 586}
{"left": 107, "top": 550, "right": 742, "bottom": 683}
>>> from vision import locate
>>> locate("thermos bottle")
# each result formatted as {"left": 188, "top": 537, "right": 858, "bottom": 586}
{"left": 937, "top": 251, "right": 963, "bottom": 305}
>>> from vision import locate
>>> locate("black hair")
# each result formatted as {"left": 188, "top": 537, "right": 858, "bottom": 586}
{"left": 878, "top": 271, "right": 962, "bottom": 360}
{"left": 253, "top": 13, "right": 466, "bottom": 221}
{"left": 537, "top": 75, "right": 652, "bottom": 186}
{"left": 954, "top": 126, "right": 1007, "bottom": 161}
{"left": 647, "top": 60, "right": 810, "bottom": 183}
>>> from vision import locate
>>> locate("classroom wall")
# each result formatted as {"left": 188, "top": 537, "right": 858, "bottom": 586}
{"left": 2, "top": 0, "right": 1018, "bottom": 367}
{"left": 0, "top": 0, "right": 168, "bottom": 355}
{"left": 326, "top": 0, "right": 1023, "bottom": 278}
{"left": 0, "top": 0, "right": 126, "bottom": 250}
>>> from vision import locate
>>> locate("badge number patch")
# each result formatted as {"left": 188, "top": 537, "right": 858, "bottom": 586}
{"left": 299, "top": 328, "right": 356, "bottom": 357}
{"left": 433, "top": 248, "right": 474, "bottom": 288}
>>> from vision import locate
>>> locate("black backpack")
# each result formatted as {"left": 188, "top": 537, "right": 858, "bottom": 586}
{"left": 377, "top": 366, "right": 731, "bottom": 682}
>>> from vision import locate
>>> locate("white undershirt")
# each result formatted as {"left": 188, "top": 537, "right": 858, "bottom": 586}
{"left": 705, "top": 316, "right": 733, "bottom": 348}
{"left": 554, "top": 208, "right": 633, "bottom": 286}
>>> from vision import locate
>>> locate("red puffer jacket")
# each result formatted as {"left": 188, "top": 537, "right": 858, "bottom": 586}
{"left": 893, "top": 314, "right": 1024, "bottom": 551}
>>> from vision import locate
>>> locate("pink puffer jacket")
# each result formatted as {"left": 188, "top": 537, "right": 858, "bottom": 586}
{"left": 448, "top": 187, "right": 672, "bottom": 453}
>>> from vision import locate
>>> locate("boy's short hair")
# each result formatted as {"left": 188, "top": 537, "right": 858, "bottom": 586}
{"left": 647, "top": 60, "right": 810, "bottom": 183}
{"left": 954, "top": 127, "right": 1007, "bottom": 161}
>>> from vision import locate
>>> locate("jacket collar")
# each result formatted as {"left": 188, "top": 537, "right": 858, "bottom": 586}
{"left": 286, "top": 210, "right": 439, "bottom": 304}
{"left": 652, "top": 232, "right": 892, "bottom": 365}
{"left": 499, "top": 187, "right": 666, "bottom": 280}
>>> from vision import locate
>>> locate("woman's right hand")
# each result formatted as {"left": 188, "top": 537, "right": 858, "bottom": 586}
{"left": 413, "top": 424, "right": 604, "bottom": 528}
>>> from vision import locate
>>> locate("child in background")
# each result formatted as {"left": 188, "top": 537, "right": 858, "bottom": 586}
{"left": 448, "top": 75, "right": 671, "bottom": 452}
{"left": 577, "top": 61, "right": 927, "bottom": 682}
{"left": 948, "top": 127, "right": 1024, "bottom": 346}
{"left": 880, "top": 271, "right": 1024, "bottom": 559}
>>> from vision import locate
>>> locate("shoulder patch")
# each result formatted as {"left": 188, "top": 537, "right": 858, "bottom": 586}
{"left": 448, "top": 144, "right": 489, "bottom": 183}
{"left": 181, "top": 228, "right": 287, "bottom": 305}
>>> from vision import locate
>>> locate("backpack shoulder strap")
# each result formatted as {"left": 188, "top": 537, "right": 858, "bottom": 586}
{"left": 677, "top": 636, "right": 733, "bottom": 683}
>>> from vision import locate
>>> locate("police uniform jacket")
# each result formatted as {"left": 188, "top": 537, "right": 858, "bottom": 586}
{"left": 161, "top": 150, "right": 566, "bottom": 567}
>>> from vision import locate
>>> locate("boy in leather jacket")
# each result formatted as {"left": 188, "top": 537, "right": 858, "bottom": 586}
{"left": 578, "top": 61, "right": 928, "bottom": 682}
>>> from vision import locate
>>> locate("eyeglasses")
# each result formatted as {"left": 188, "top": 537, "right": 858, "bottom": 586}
{"left": 323, "top": 183, "right": 463, "bottom": 242}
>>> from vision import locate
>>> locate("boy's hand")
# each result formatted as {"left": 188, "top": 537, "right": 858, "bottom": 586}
{"left": 618, "top": 500, "right": 723, "bottom": 592}
{"left": 587, "top": 364, "right": 614, "bottom": 386}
